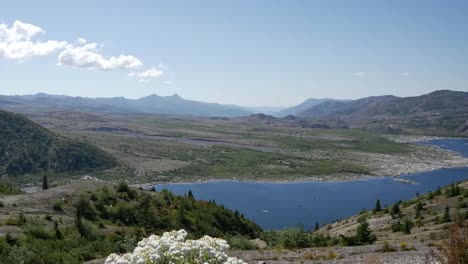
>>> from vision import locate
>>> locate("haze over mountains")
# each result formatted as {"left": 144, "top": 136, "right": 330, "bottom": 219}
{"left": 0, "top": 93, "right": 251, "bottom": 117}
{"left": 297, "top": 90, "right": 468, "bottom": 135}
{"left": 0, "top": 90, "right": 467, "bottom": 136}
{"left": 273, "top": 98, "right": 348, "bottom": 117}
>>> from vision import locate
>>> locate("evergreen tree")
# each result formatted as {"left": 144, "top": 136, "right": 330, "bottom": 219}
{"left": 374, "top": 199, "right": 382, "bottom": 212}
{"left": 391, "top": 203, "right": 400, "bottom": 218}
{"left": 428, "top": 191, "right": 434, "bottom": 200}
{"left": 355, "top": 218, "right": 376, "bottom": 244}
{"left": 402, "top": 218, "right": 414, "bottom": 234}
{"left": 314, "top": 221, "right": 319, "bottom": 231}
{"left": 75, "top": 208, "right": 85, "bottom": 237}
{"left": 42, "top": 174, "right": 49, "bottom": 190}
{"left": 442, "top": 206, "right": 451, "bottom": 223}
{"left": 187, "top": 189, "right": 194, "bottom": 199}
{"left": 341, "top": 218, "right": 376, "bottom": 246}
{"left": 416, "top": 201, "right": 423, "bottom": 210}
{"left": 54, "top": 221, "right": 63, "bottom": 240}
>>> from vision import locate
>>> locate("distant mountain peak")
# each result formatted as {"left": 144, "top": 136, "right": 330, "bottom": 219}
{"left": 0, "top": 92, "right": 251, "bottom": 117}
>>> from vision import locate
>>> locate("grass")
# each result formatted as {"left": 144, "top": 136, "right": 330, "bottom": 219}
{"left": 0, "top": 181, "right": 22, "bottom": 194}
{"left": 167, "top": 146, "right": 369, "bottom": 180}
{"left": 43, "top": 114, "right": 422, "bottom": 183}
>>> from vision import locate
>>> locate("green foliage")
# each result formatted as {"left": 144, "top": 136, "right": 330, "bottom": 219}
{"left": 76, "top": 185, "right": 262, "bottom": 239}
{"left": 415, "top": 201, "right": 424, "bottom": 218}
{"left": 427, "top": 191, "right": 435, "bottom": 200}
{"left": 0, "top": 185, "right": 261, "bottom": 263}
{"left": 392, "top": 218, "right": 414, "bottom": 234}
{"left": 260, "top": 227, "right": 339, "bottom": 249}
{"left": 374, "top": 199, "right": 382, "bottom": 213}
{"left": 442, "top": 206, "right": 451, "bottom": 223}
{"left": 52, "top": 199, "right": 65, "bottom": 212}
{"left": 227, "top": 236, "right": 256, "bottom": 250}
{"left": 377, "top": 241, "right": 397, "bottom": 253}
{"left": 42, "top": 174, "right": 49, "bottom": 190}
{"left": 445, "top": 184, "right": 462, "bottom": 198}
{"left": 0, "top": 217, "right": 136, "bottom": 264}
{"left": 0, "top": 181, "right": 21, "bottom": 194}
{"left": 391, "top": 203, "right": 401, "bottom": 218}
{"left": 167, "top": 146, "right": 369, "bottom": 179}
{"left": 0, "top": 110, "right": 117, "bottom": 176}
{"left": 340, "top": 218, "right": 376, "bottom": 246}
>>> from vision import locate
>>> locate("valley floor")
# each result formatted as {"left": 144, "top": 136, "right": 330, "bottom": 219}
{"left": 16, "top": 111, "right": 468, "bottom": 184}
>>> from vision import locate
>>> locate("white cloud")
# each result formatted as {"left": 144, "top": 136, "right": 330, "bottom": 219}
{"left": 164, "top": 80, "right": 175, "bottom": 86}
{"left": 1, "top": 20, "right": 167, "bottom": 82}
{"left": 128, "top": 67, "right": 164, "bottom": 78}
{"left": 354, "top": 71, "right": 366, "bottom": 78}
{"left": 402, "top": 72, "right": 410, "bottom": 76}
{"left": 76, "top": 38, "right": 87, "bottom": 45}
{"left": 0, "top": 20, "right": 67, "bottom": 59}
{"left": 58, "top": 42, "right": 143, "bottom": 70}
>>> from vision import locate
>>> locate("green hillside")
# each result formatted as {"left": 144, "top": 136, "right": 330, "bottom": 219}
{"left": 0, "top": 110, "right": 117, "bottom": 176}
{"left": 0, "top": 182, "right": 262, "bottom": 263}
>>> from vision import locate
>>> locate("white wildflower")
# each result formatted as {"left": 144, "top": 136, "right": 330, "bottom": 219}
{"left": 104, "top": 229, "right": 247, "bottom": 264}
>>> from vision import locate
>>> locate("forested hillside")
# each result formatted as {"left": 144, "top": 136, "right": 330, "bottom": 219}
{"left": 0, "top": 110, "right": 117, "bottom": 176}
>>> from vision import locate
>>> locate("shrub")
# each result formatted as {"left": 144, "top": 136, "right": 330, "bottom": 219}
{"left": 425, "top": 224, "right": 468, "bottom": 264}
{"left": 303, "top": 251, "right": 340, "bottom": 260}
{"left": 378, "top": 241, "right": 396, "bottom": 253}
{"left": 52, "top": 199, "right": 64, "bottom": 212}
{"left": 341, "top": 218, "right": 376, "bottom": 246}
{"left": 227, "top": 236, "right": 256, "bottom": 250}
{"left": 392, "top": 218, "right": 414, "bottom": 234}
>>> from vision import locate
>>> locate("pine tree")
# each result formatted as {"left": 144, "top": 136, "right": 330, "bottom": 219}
{"left": 315, "top": 221, "right": 319, "bottom": 231}
{"left": 442, "top": 206, "right": 451, "bottom": 223}
{"left": 75, "top": 208, "right": 85, "bottom": 237}
{"left": 54, "top": 221, "right": 63, "bottom": 240}
{"left": 428, "top": 191, "right": 434, "bottom": 200}
{"left": 374, "top": 199, "right": 382, "bottom": 212}
{"left": 42, "top": 174, "right": 49, "bottom": 190}
{"left": 355, "top": 218, "right": 376, "bottom": 245}
{"left": 187, "top": 189, "right": 194, "bottom": 199}
{"left": 391, "top": 203, "right": 400, "bottom": 218}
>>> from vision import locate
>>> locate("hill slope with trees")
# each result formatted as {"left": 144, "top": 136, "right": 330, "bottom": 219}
{"left": 0, "top": 110, "right": 117, "bottom": 176}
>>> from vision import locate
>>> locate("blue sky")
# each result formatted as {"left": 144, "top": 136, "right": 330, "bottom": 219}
{"left": 1, "top": 0, "right": 467, "bottom": 107}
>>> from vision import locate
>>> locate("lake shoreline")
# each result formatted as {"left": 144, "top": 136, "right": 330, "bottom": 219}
{"left": 129, "top": 137, "right": 468, "bottom": 188}
{"left": 136, "top": 165, "right": 468, "bottom": 189}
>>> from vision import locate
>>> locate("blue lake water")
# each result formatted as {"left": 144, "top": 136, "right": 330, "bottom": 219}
{"left": 155, "top": 139, "right": 468, "bottom": 230}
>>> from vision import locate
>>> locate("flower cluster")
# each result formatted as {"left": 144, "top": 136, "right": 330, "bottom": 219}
{"left": 105, "top": 229, "right": 247, "bottom": 264}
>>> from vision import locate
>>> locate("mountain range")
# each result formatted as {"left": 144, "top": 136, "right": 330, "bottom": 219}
{"left": 297, "top": 90, "right": 468, "bottom": 136}
{"left": 0, "top": 90, "right": 467, "bottom": 135}
{"left": 273, "top": 98, "right": 347, "bottom": 117}
{"left": 0, "top": 93, "right": 251, "bottom": 117}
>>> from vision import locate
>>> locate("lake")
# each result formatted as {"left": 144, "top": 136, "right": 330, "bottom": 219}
{"left": 154, "top": 139, "right": 468, "bottom": 230}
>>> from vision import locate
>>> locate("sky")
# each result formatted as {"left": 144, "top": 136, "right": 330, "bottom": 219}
{"left": 1, "top": 0, "right": 467, "bottom": 107}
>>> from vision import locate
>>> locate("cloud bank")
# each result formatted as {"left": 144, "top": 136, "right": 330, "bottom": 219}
{"left": 0, "top": 20, "right": 67, "bottom": 59}
{"left": 129, "top": 67, "right": 164, "bottom": 78}
{"left": 58, "top": 41, "right": 143, "bottom": 70}
{"left": 0, "top": 20, "right": 164, "bottom": 82}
